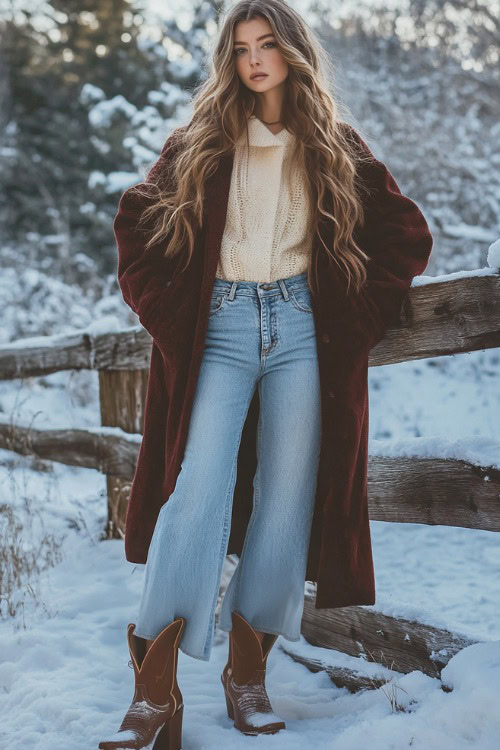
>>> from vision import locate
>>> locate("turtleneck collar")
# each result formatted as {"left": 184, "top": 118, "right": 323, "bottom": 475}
{"left": 238, "top": 115, "right": 294, "bottom": 148}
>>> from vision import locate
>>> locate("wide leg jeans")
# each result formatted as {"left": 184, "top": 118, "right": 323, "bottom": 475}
{"left": 134, "top": 271, "right": 322, "bottom": 661}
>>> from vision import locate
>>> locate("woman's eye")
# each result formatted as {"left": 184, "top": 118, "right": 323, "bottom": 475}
{"left": 233, "top": 41, "right": 276, "bottom": 56}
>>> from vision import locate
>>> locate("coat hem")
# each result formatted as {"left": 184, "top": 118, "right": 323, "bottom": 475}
{"left": 314, "top": 591, "right": 376, "bottom": 609}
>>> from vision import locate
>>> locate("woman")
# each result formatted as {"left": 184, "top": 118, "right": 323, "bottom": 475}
{"left": 99, "top": 1, "right": 433, "bottom": 748}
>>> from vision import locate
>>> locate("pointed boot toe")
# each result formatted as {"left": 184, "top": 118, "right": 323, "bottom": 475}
{"left": 98, "top": 618, "right": 185, "bottom": 750}
{"left": 221, "top": 611, "right": 286, "bottom": 736}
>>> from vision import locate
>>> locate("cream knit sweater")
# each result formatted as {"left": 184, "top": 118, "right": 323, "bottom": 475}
{"left": 215, "top": 116, "right": 312, "bottom": 282}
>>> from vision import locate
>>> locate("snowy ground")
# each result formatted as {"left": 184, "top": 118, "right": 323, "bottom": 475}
{"left": 1, "top": 273, "right": 499, "bottom": 748}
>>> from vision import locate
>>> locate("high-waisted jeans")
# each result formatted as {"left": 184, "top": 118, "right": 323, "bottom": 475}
{"left": 134, "top": 271, "right": 322, "bottom": 661}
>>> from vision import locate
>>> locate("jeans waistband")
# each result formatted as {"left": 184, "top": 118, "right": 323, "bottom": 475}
{"left": 212, "top": 271, "right": 310, "bottom": 301}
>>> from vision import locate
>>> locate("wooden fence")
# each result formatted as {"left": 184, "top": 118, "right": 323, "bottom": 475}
{"left": 1, "top": 269, "right": 499, "bottom": 694}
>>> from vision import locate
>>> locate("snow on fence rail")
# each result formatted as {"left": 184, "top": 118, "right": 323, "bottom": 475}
{"left": 0, "top": 268, "right": 499, "bottom": 693}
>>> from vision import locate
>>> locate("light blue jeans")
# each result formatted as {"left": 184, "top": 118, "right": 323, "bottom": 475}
{"left": 134, "top": 271, "right": 322, "bottom": 661}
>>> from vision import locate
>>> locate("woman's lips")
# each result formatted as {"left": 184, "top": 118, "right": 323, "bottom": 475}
{"left": 250, "top": 74, "right": 268, "bottom": 80}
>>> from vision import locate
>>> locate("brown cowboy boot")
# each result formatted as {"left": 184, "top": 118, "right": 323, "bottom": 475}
{"left": 221, "top": 611, "right": 286, "bottom": 735}
{"left": 98, "top": 618, "right": 185, "bottom": 750}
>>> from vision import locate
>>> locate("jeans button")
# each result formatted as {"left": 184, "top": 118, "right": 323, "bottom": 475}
{"left": 261, "top": 284, "right": 273, "bottom": 290}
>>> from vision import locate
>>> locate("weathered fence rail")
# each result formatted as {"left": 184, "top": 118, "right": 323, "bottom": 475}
{"left": 281, "top": 593, "right": 477, "bottom": 690}
{"left": 1, "top": 418, "right": 498, "bottom": 531}
{"left": 1, "top": 269, "right": 499, "bottom": 694}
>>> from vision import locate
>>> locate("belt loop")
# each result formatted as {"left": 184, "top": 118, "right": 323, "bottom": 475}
{"left": 278, "top": 278, "right": 289, "bottom": 301}
{"left": 229, "top": 281, "right": 237, "bottom": 301}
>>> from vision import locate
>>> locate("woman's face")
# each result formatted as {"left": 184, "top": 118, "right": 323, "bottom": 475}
{"left": 233, "top": 17, "right": 288, "bottom": 94}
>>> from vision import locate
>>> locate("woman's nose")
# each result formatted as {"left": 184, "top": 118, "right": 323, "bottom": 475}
{"left": 248, "top": 49, "right": 262, "bottom": 65}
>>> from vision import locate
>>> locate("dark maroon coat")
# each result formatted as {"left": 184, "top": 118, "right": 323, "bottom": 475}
{"left": 114, "top": 123, "right": 433, "bottom": 610}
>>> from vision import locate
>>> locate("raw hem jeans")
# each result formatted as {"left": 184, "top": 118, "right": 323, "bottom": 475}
{"left": 134, "top": 271, "right": 322, "bottom": 661}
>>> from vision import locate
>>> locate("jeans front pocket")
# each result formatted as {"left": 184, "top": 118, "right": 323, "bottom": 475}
{"left": 208, "top": 292, "right": 228, "bottom": 319}
{"left": 289, "top": 287, "right": 313, "bottom": 313}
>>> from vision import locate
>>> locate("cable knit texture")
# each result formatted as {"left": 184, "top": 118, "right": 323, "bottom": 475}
{"left": 215, "top": 115, "right": 312, "bottom": 282}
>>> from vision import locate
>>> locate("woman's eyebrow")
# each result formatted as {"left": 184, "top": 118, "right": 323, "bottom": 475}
{"left": 233, "top": 33, "right": 275, "bottom": 45}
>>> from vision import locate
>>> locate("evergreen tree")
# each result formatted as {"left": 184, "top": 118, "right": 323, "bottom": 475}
{"left": 0, "top": 1, "right": 162, "bottom": 278}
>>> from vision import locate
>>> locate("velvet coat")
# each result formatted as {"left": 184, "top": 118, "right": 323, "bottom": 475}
{"left": 114, "top": 122, "right": 433, "bottom": 610}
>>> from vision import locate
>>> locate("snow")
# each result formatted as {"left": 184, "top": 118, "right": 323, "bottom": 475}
{"left": 369, "top": 434, "right": 500, "bottom": 471}
{"left": 79, "top": 83, "right": 106, "bottom": 107}
{"left": 487, "top": 238, "right": 500, "bottom": 270}
{"left": 1, "top": 489, "right": 499, "bottom": 750}
{"left": 0, "top": 414, "right": 143, "bottom": 445}
{"left": 86, "top": 316, "right": 124, "bottom": 335}
{"left": 412, "top": 265, "right": 499, "bottom": 286}
{"left": 88, "top": 95, "right": 137, "bottom": 129}
{"left": 2, "top": 317, "right": 129, "bottom": 349}
{"left": 85, "top": 425, "right": 143, "bottom": 443}
{"left": 442, "top": 224, "right": 497, "bottom": 243}
{"left": 102, "top": 729, "right": 136, "bottom": 741}
{"left": 1, "top": 244, "right": 499, "bottom": 747}
{"left": 105, "top": 171, "right": 144, "bottom": 194}
{"left": 241, "top": 710, "right": 283, "bottom": 728}
{"left": 99, "top": 722, "right": 164, "bottom": 749}
{"left": 1, "top": 2, "right": 498, "bottom": 743}
{"left": 1, "top": 324, "right": 499, "bottom": 747}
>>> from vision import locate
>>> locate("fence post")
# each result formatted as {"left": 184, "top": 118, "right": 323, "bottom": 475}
{"left": 98, "top": 368, "right": 149, "bottom": 539}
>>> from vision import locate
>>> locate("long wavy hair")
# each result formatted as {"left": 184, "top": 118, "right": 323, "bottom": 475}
{"left": 131, "top": 0, "right": 375, "bottom": 294}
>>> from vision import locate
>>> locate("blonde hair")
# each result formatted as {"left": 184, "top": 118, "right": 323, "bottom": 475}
{"left": 131, "top": 0, "right": 375, "bottom": 294}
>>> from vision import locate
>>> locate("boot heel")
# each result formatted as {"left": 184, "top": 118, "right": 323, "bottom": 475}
{"left": 224, "top": 692, "right": 234, "bottom": 720}
{"left": 154, "top": 704, "right": 184, "bottom": 750}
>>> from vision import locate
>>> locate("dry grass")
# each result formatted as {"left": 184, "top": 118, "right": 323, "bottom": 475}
{"left": 376, "top": 673, "right": 411, "bottom": 712}
{"left": 0, "top": 492, "right": 64, "bottom": 628}
{"left": 364, "top": 655, "right": 415, "bottom": 713}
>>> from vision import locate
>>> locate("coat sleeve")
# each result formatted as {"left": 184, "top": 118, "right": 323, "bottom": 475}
{"left": 113, "top": 129, "right": 183, "bottom": 331}
{"left": 345, "top": 124, "right": 434, "bottom": 331}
